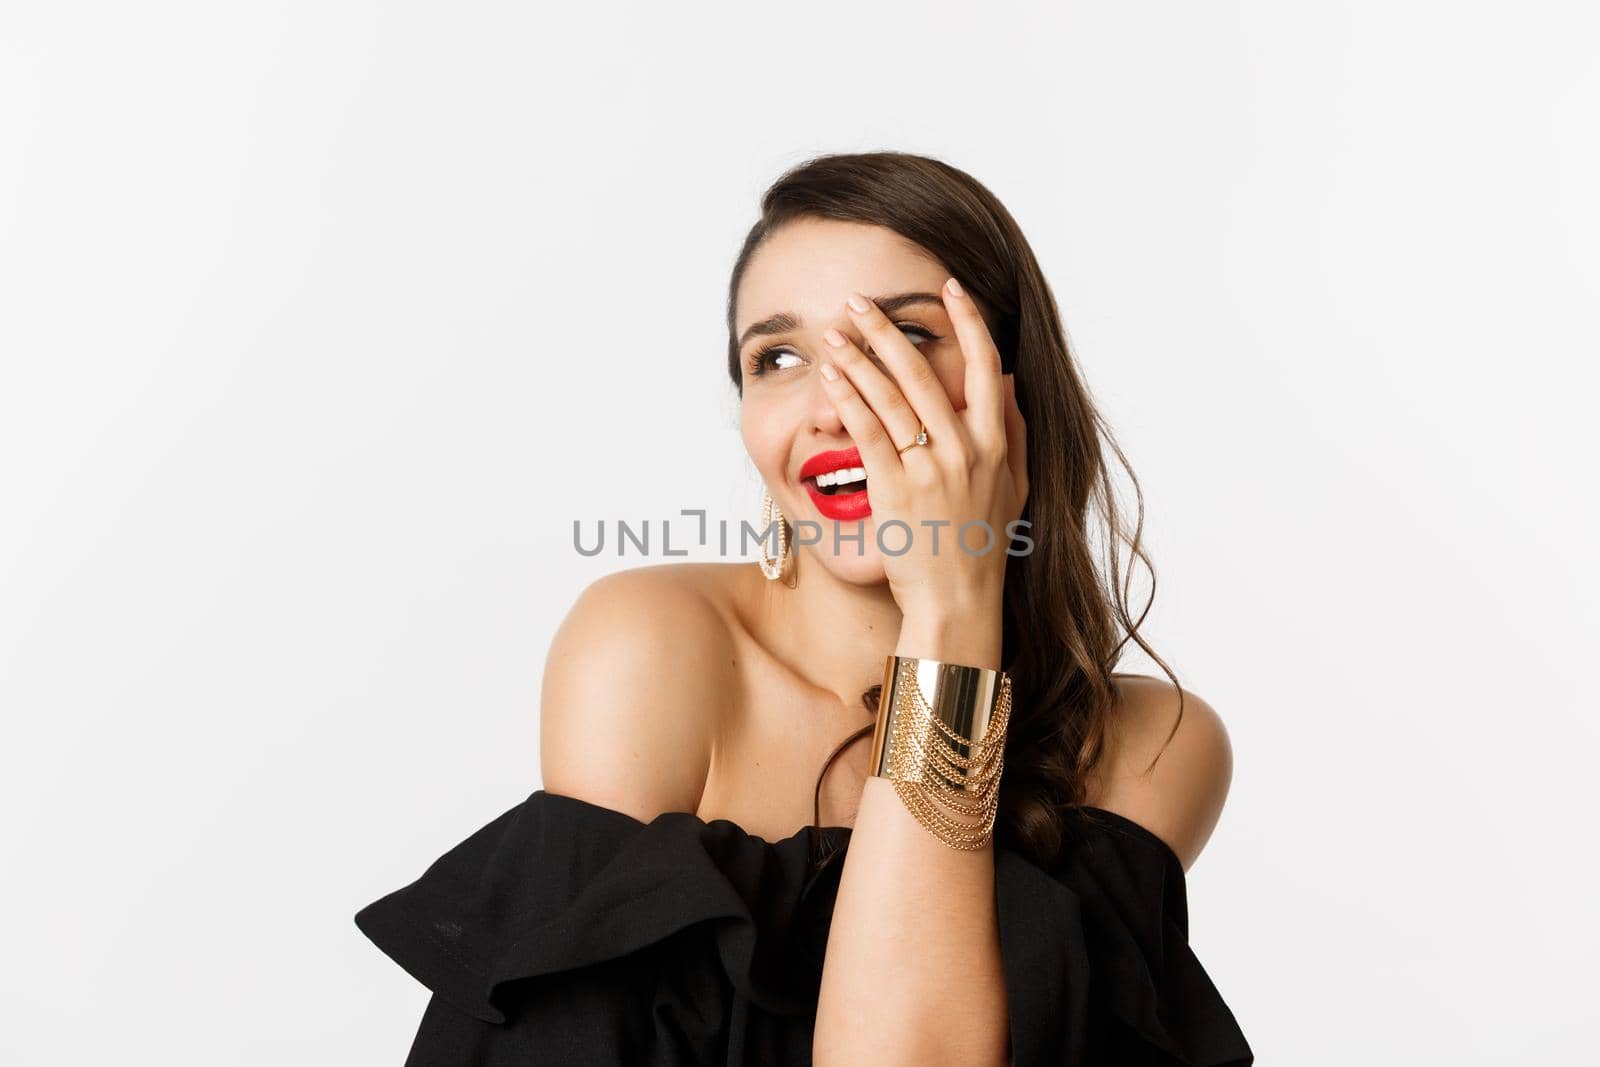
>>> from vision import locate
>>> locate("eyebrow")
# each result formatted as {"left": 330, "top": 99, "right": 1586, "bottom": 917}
{"left": 736, "top": 291, "right": 947, "bottom": 352}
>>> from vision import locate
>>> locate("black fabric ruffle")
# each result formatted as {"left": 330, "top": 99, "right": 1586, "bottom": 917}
{"left": 355, "top": 789, "right": 1252, "bottom": 1066}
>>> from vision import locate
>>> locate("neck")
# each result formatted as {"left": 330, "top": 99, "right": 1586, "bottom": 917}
{"left": 752, "top": 548, "right": 903, "bottom": 712}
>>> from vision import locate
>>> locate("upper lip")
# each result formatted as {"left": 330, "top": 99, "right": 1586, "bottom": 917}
{"left": 799, "top": 446, "right": 863, "bottom": 483}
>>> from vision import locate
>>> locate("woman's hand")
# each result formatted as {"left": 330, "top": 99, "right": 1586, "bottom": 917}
{"left": 816, "top": 277, "right": 1029, "bottom": 628}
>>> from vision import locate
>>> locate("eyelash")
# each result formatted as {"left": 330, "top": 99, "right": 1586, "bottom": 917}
{"left": 745, "top": 324, "right": 941, "bottom": 378}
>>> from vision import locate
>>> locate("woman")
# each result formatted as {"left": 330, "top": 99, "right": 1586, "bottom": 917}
{"left": 356, "top": 151, "right": 1254, "bottom": 1066}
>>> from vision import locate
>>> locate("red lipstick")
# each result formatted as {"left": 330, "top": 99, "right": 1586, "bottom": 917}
{"left": 799, "top": 446, "right": 872, "bottom": 522}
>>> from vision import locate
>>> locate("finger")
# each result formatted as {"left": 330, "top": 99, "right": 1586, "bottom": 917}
{"left": 1002, "top": 374, "right": 1029, "bottom": 504}
{"left": 821, "top": 322, "right": 924, "bottom": 457}
{"left": 817, "top": 359, "right": 904, "bottom": 480}
{"left": 843, "top": 291, "right": 963, "bottom": 448}
{"left": 942, "top": 277, "right": 1006, "bottom": 450}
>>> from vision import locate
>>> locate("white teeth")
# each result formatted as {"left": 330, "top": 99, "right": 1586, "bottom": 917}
{"left": 818, "top": 466, "right": 867, "bottom": 488}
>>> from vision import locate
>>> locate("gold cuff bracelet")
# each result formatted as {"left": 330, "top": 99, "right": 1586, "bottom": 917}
{"left": 868, "top": 654, "right": 1012, "bottom": 851}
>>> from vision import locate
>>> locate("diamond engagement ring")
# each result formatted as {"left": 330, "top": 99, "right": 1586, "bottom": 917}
{"left": 897, "top": 425, "right": 929, "bottom": 455}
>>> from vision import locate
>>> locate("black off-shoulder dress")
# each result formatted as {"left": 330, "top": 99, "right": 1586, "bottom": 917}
{"left": 355, "top": 789, "right": 1253, "bottom": 1066}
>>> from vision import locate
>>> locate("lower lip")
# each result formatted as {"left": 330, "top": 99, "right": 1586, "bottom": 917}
{"left": 804, "top": 480, "right": 872, "bottom": 521}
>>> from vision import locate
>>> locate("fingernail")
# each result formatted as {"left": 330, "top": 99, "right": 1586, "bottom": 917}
{"left": 945, "top": 277, "right": 965, "bottom": 298}
{"left": 823, "top": 327, "right": 847, "bottom": 348}
{"left": 820, "top": 362, "right": 839, "bottom": 381}
{"left": 846, "top": 292, "right": 869, "bottom": 313}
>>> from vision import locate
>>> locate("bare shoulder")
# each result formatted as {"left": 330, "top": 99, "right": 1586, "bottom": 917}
{"left": 1085, "top": 673, "right": 1236, "bottom": 873}
{"left": 539, "top": 563, "right": 739, "bottom": 824}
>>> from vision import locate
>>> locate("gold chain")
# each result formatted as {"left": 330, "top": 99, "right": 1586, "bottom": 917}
{"left": 879, "top": 659, "right": 1012, "bottom": 850}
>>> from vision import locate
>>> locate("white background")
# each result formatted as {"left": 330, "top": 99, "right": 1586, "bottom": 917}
{"left": 3, "top": 2, "right": 1595, "bottom": 1063}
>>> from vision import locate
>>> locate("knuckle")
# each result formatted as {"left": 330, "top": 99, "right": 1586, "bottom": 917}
{"left": 944, "top": 445, "right": 976, "bottom": 478}
{"left": 857, "top": 419, "right": 888, "bottom": 448}
{"left": 879, "top": 390, "right": 914, "bottom": 420}
{"left": 905, "top": 360, "right": 939, "bottom": 389}
{"left": 970, "top": 434, "right": 1000, "bottom": 465}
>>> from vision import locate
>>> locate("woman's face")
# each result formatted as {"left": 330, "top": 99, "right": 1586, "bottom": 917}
{"left": 734, "top": 217, "right": 979, "bottom": 586}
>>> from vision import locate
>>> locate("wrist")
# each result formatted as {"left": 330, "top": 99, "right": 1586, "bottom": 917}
{"left": 893, "top": 599, "right": 1004, "bottom": 672}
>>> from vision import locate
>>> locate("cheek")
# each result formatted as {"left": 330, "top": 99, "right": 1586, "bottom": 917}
{"left": 740, "top": 406, "right": 788, "bottom": 472}
{"left": 932, "top": 355, "right": 968, "bottom": 412}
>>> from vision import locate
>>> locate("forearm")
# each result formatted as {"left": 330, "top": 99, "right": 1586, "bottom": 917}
{"left": 811, "top": 608, "right": 1011, "bottom": 1067}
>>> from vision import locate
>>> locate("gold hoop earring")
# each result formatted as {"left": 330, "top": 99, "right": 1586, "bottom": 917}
{"left": 758, "top": 487, "right": 792, "bottom": 582}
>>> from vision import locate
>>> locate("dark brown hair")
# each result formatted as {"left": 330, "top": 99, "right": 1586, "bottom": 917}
{"left": 724, "top": 151, "right": 1185, "bottom": 873}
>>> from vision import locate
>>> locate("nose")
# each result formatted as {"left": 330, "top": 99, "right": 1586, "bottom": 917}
{"left": 807, "top": 362, "right": 848, "bottom": 436}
